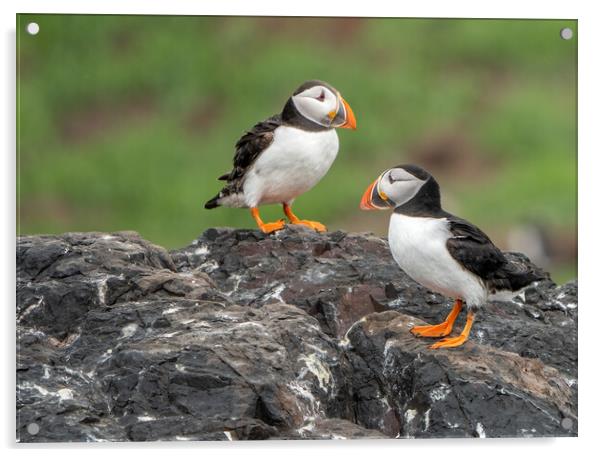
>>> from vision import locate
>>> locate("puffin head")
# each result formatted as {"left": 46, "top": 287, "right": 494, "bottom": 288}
{"left": 284, "top": 80, "right": 357, "bottom": 130}
{"left": 360, "top": 164, "right": 439, "bottom": 210}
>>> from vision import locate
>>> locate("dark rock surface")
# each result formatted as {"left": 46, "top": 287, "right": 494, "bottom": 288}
{"left": 17, "top": 227, "right": 577, "bottom": 442}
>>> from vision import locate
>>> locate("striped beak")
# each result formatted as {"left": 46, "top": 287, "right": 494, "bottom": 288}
{"left": 330, "top": 95, "right": 357, "bottom": 130}
{"left": 360, "top": 177, "right": 393, "bottom": 210}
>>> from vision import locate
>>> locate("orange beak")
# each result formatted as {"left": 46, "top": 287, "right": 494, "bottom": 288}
{"left": 339, "top": 97, "right": 357, "bottom": 130}
{"left": 360, "top": 179, "right": 379, "bottom": 210}
{"left": 360, "top": 177, "right": 393, "bottom": 210}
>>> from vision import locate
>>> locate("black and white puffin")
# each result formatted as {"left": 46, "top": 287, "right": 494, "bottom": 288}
{"left": 205, "top": 80, "right": 356, "bottom": 233}
{"left": 360, "top": 164, "right": 544, "bottom": 349}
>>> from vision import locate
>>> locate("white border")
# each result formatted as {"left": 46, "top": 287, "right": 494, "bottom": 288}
{"left": 3, "top": 1, "right": 600, "bottom": 456}
{"left": 2, "top": 0, "right": 585, "bottom": 18}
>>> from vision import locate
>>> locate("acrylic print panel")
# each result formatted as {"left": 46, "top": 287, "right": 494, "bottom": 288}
{"left": 16, "top": 14, "right": 577, "bottom": 442}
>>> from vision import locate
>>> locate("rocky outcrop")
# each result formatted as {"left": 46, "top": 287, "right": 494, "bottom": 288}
{"left": 16, "top": 227, "right": 577, "bottom": 442}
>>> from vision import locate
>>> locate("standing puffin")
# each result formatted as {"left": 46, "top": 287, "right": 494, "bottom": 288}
{"left": 360, "top": 165, "right": 544, "bottom": 349}
{"left": 205, "top": 80, "right": 356, "bottom": 233}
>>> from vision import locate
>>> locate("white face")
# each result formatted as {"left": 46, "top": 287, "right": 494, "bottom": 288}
{"left": 378, "top": 168, "right": 426, "bottom": 206}
{"left": 291, "top": 85, "right": 340, "bottom": 127}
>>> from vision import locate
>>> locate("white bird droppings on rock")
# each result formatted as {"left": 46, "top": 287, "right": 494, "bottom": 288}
{"left": 429, "top": 384, "right": 451, "bottom": 402}
{"left": 18, "top": 297, "right": 44, "bottom": 322}
{"left": 194, "top": 245, "right": 210, "bottom": 256}
{"left": 120, "top": 323, "right": 138, "bottom": 339}
{"left": 263, "top": 283, "right": 286, "bottom": 303}
{"left": 57, "top": 388, "right": 74, "bottom": 401}
{"left": 298, "top": 353, "right": 332, "bottom": 392}
{"left": 404, "top": 409, "right": 417, "bottom": 424}
{"left": 476, "top": 422, "right": 486, "bottom": 438}
{"left": 162, "top": 307, "right": 182, "bottom": 315}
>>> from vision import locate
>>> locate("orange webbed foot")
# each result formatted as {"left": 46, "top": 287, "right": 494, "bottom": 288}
{"left": 290, "top": 219, "right": 327, "bottom": 233}
{"left": 258, "top": 219, "right": 286, "bottom": 234}
{"left": 251, "top": 207, "right": 286, "bottom": 234}
{"left": 282, "top": 203, "right": 327, "bottom": 232}
{"left": 429, "top": 334, "right": 469, "bottom": 349}
{"left": 411, "top": 300, "right": 462, "bottom": 339}
{"left": 411, "top": 322, "right": 454, "bottom": 338}
{"left": 428, "top": 310, "right": 475, "bottom": 350}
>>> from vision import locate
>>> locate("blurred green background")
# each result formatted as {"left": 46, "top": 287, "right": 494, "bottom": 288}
{"left": 17, "top": 15, "right": 577, "bottom": 282}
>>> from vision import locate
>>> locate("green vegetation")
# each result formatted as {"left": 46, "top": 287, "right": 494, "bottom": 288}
{"left": 17, "top": 15, "right": 577, "bottom": 281}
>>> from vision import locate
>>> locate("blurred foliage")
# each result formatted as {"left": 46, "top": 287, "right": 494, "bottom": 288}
{"left": 17, "top": 15, "right": 577, "bottom": 282}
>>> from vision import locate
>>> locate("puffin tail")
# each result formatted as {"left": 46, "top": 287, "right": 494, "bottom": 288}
{"left": 204, "top": 194, "right": 221, "bottom": 210}
{"left": 499, "top": 262, "right": 548, "bottom": 292}
{"left": 504, "top": 268, "right": 547, "bottom": 291}
{"left": 487, "top": 258, "right": 548, "bottom": 294}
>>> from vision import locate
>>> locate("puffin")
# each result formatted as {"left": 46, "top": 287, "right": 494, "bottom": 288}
{"left": 360, "top": 164, "right": 544, "bottom": 349}
{"left": 205, "top": 80, "right": 357, "bottom": 233}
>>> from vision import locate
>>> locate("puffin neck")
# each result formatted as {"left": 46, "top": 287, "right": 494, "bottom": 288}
{"left": 281, "top": 98, "right": 332, "bottom": 132}
{"left": 394, "top": 177, "right": 443, "bottom": 217}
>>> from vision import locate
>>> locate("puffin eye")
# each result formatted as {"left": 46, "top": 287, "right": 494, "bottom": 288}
{"left": 316, "top": 90, "right": 325, "bottom": 102}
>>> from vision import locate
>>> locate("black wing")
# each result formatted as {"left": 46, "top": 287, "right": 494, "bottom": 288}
{"left": 205, "top": 115, "right": 282, "bottom": 208}
{"left": 445, "top": 215, "right": 507, "bottom": 281}
{"left": 220, "top": 115, "right": 282, "bottom": 186}
{"left": 445, "top": 214, "right": 547, "bottom": 292}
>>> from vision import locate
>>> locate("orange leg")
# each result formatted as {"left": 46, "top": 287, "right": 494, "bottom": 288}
{"left": 410, "top": 299, "right": 462, "bottom": 338}
{"left": 283, "top": 203, "right": 327, "bottom": 233}
{"left": 250, "top": 207, "right": 286, "bottom": 234}
{"left": 429, "top": 310, "right": 475, "bottom": 349}
{"left": 411, "top": 299, "right": 463, "bottom": 338}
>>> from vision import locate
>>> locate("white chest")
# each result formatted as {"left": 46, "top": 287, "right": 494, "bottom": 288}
{"left": 243, "top": 126, "right": 339, "bottom": 206}
{"left": 388, "top": 213, "right": 487, "bottom": 308}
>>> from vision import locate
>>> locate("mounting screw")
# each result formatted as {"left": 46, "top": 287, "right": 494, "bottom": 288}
{"left": 561, "top": 418, "right": 573, "bottom": 430}
{"left": 26, "top": 423, "right": 40, "bottom": 435}
{"left": 26, "top": 22, "right": 40, "bottom": 35}
{"left": 560, "top": 27, "right": 573, "bottom": 40}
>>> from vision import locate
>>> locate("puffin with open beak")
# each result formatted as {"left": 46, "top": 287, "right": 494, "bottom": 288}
{"left": 205, "top": 80, "right": 356, "bottom": 233}
{"left": 360, "top": 164, "right": 544, "bottom": 349}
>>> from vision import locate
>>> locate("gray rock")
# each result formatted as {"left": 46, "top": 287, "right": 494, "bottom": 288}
{"left": 16, "top": 227, "right": 577, "bottom": 441}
